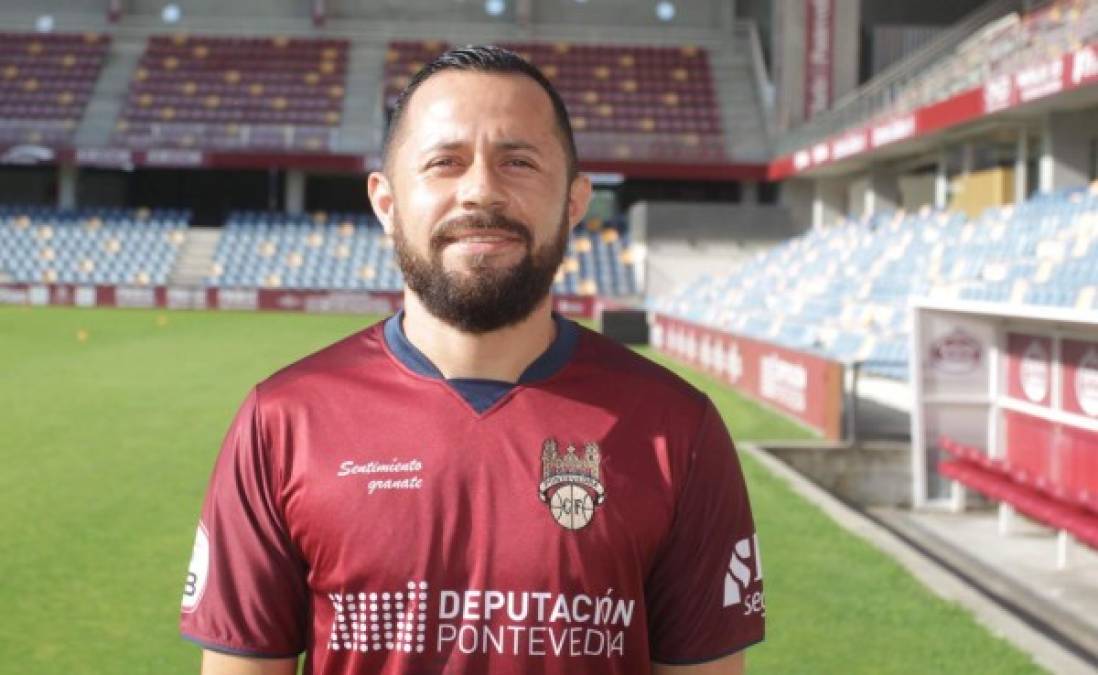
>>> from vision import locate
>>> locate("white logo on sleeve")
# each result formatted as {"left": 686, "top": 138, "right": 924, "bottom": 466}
{"left": 181, "top": 521, "right": 210, "bottom": 612}
{"left": 723, "top": 533, "right": 764, "bottom": 616}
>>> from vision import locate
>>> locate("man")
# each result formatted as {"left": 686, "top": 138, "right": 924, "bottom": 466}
{"left": 181, "top": 45, "right": 764, "bottom": 674}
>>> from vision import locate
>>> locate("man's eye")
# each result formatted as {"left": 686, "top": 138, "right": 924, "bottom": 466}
{"left": 506, "top": 158, "right": 535, "bottom": 168}
{"left": 427, "top": 158, "right": 457, "bottom": 169}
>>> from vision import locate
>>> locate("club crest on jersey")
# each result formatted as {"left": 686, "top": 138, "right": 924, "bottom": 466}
{"left": 538, "top": 438, "right": 606, "bottom": 530}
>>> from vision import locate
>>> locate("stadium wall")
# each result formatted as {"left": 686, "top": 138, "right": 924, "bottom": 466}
{"left": 0, "top": 283, "right": 601, "bottom": 319}
{"left": 630, "top": 200, "right": 798, "bottom": 298}
{"left": 650, "top": 313, "right": 844, "bottom": 440}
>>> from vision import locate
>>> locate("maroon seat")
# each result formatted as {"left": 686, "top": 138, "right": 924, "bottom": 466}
{"left": 383, "top": 39, "right": 729, "bottom": 164}
{"left": 115, "top": 34, "right": 349, "bottom": 151}
{"left": 0, "top": 31, "right": 111, "bottom": 142}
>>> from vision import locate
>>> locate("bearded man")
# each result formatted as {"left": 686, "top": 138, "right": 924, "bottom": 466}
{"left": 181, "top": 45, "right": 764, "bottom": 675}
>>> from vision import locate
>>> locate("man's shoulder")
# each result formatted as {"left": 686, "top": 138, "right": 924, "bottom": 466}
{"left": 255, "top": 318, "right": 389, "bottom": 400}
{"left": 572, "top": 323, "right": 710, "bottom": 413}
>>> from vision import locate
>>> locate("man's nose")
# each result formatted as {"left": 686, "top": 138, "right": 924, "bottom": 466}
{"left": 457, "top": 157, "right": 507, "bottom": 211}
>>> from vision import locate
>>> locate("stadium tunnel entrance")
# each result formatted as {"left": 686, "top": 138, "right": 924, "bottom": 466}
{"left": 76, "top": 167, "right": 285, "bottom": 225}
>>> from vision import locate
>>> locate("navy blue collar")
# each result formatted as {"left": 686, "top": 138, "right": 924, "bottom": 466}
{"left": 383, "top": 309, "right": 579, "bottom": 412}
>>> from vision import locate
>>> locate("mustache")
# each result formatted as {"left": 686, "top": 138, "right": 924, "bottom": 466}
{"left": 430, "top": 212, "right": 532, "bottom": 248}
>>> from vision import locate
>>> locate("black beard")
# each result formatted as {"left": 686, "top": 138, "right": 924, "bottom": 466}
{"left": 392, "top": 207, "right": 569, "bottom": 334}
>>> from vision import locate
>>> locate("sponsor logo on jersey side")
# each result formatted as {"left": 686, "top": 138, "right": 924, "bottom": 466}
{"left": 723, "top": 533, "right": 764, "bottom": 618}
{"left": 181, "top": 521, "right": 210, "bottom": 612}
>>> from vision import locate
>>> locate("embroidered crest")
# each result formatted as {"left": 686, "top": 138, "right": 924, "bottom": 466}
{"left": 538, "top": 438, "right": 606, "bottom": 530}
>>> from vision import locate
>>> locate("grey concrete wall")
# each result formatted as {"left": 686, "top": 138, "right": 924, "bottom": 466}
{"left": 815, "top": 176, "right": 848, "bottom": 226}
{"left": 899, "top": 172, "right": 936, "bottom": 211}
{"left": 1044, "top": 108, "right": 1098, "bottom": 193}
{"left": 781, "top": 178, "right": 815, "bottom": 232}
{"left": 765, "top": 441, "right": 912, "bottom": 507}
{"left": 124, "top": 0, "right": 729, "bottom": 28}
{"left": 868, "top": 165, "right": 901, "bottom": 213}
{"left": 0, "top": 0, "right": 103, "bottom": 15}
{"left": 847, "top": 175, "right": 869, "bottom": 219}
{"left": 531, "top": 0, "right": 728, "bottom": 30}
{"left": 632, "top": 200, "right": 798, "bottom": 245}
{"left": 633, "top": 199, "right": 797, "bottom": 299}
{"left": 832, "top": 0, "right": 860, "bottom": 102}
{"left": 130, "top": 0, "right": 308, "bottom": 19}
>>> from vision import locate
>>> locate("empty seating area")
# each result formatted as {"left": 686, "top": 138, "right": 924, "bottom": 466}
{"left": 207, "top": 211, "right": 400, "bottom": 290}
{"left": 206, "top": 211, "right": 639, "bottom": 297}
{"left": 0, "top": 32, "right": 110, "bottom": 146}
{"left": 652, "top": 183, "right": 1098, "bottom": 380}
{"left": 384, "top": 40, "right": 726, "bottom": 163}
{"left": 0, "top": 206, "right": 189, "bottom": 286}
{"left": 114, "top": 35, "right": 349, "bottom": 151}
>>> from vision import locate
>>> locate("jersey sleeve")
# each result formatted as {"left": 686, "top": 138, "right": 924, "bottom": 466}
{"left": 179, "top": 386, "right": 309, "bottom": 658}
{"left": 646, "top": 398, "right": 766, "bottom": 664}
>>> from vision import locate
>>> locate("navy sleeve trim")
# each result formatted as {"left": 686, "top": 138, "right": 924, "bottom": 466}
{"left": 182, "top": 633, "right": 303, "bottom": 660}
{"left": 651, "top": 634, "right": 765, "bottom": 666}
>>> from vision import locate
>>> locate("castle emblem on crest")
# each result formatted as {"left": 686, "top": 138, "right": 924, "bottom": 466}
{"left": 538, "top": 438, "right": 606, "bottom": 530}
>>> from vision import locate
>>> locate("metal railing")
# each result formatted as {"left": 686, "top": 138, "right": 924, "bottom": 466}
{"left": 778, "top": 0, "right": 1025, "bottom": 154}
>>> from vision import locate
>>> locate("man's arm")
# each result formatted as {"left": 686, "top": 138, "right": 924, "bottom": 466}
{"left": 652, "top": 651, "right": 745, "bottom": 675}
{"left": 201, "top": 650, "right": 298, "bottom": 675}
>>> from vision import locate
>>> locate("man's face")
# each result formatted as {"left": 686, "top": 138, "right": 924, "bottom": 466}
{"left": 368, "top": 70, "right": 592, "bottom": 333}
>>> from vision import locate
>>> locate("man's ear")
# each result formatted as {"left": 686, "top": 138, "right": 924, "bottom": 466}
{"left": 367, "top": 172, "right": 395, "bottom": 236}
{"left": 567, "top": 172, "right": 594, "bottom": 228}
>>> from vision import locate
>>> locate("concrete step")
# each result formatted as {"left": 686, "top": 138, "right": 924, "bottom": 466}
{"left": 75, "top": 39, "right": 144, "bottom": 147}
{"left": 338, "top": 43, "right": 387, "bottom": 154}
{"left": 709, "top": 40, "right": 771, "bottom": 163}
{"left": 169, "top": 228, "right": 222, "bottom": 286}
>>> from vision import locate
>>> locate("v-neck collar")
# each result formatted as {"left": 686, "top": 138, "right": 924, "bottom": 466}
{"left": 382, "top": 308, "right": 579, "bottom": 413}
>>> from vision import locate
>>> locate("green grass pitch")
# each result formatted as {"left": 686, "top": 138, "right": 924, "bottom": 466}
{"left": 0, "top": 306, "right": 1043, "bottom": 674}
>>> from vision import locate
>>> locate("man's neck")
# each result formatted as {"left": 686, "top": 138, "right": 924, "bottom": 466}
{"left": 400, "top": 292, "right": 557, "bottom": 382}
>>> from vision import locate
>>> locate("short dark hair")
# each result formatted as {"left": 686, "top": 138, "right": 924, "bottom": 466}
{"left": 382, "top": 44, "right": 578, "bottom": 180}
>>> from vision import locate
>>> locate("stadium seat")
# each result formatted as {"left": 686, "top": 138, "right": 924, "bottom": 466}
{"left": 383, "top": 40, "right": 728, "bottom": 164}
{"left": 206, "top": 211, "right": 639, "bottom": 297}
{"left": 0, "top": 31, "right": 110, "bottom": 145}
{"left": 114, "top": 35, "right": 349, "bottom": 151}
{"left": 651, "top": 188, "right": 1098, "bottom": 380}
{"left": 0, "top": 206, "right": 190, "bottom": 286}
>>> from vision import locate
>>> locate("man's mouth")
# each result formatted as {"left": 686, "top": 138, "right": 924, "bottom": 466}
{"left": 441, "top": 229, "right": 525, "bottom": 253}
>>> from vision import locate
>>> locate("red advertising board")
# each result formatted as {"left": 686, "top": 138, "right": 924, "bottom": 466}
{"left": 1062, "top": 338, "right": 1098, "bottom": 419}
{"left": 1005, "top": 332, "right": 1053, "bottom": 407}
{"left": 651, "top": 313, "right": 844, "bottom": 440}
{"left": 804, "top": 0, "right": 834, "bottom": 120}
{"left": 0, "top": 283, "right": 601, "bottom": 319}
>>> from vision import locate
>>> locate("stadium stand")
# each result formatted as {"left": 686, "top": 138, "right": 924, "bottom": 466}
{"left": 651, "top": 182, "right": 1098, "bottom": 380}
{"left": 781, "top": 0, "right": 1098, "bottom": 152}
{"left": 0, "top": 206, "right": 189, "bottom": 286}
{"left": 205, "top": 210, "right": 639, "bottom": 297}
{"left": 0, "top": 31, "right": 110, "bottom": 146}
{"left": 114, "top": 34, "right": 349, "bottom": 151}
{"left": 384, "top": 40, "right": 727, "bottom": 163}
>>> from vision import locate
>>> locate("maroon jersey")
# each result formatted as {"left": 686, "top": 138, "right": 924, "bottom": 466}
{"left": 180, "top": 313, "right": 765, "bottom": 674}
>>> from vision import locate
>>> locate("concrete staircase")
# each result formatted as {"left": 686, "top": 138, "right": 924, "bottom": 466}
{"left": 337, "top": 43, "right": 388, "bottom": 156}
{"left": 169, "top": 228, "right": 221, "bottom": 287}
{"left": 710, "top": 33, "right": 772, "bottom": 163}
{"left": 75, "top": 38, "right": 144, "bottom": 147}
